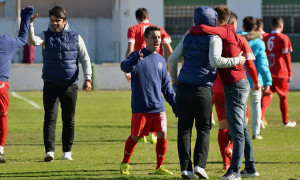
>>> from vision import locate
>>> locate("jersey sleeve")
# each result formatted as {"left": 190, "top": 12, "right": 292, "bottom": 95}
{"left": 239, "top": 36, "right": 255, "bottom": 61}
{"left": 127, "top": 27, "right": 135, "bottom": 43}
{"left": 190, "top": 25, "right": 228, "bottom": 39}
{"left": 282, "top": 35, "right": 293, "bottom": 54}
{"left": 160, "top": 28, "right": 171, "bottom": 44}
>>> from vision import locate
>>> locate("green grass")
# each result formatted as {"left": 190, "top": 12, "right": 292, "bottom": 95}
{"left": 1, "top": 90, "right": 300, "bottom": 179}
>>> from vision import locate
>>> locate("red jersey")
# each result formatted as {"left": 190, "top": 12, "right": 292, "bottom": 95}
{"left": 190, "top": 24, "right": 258, "bottom": 86}
{"left": 262, "top": 32, "right": 269, "bottom": 38}
{"left": 127, "top": 21, "right": 171, "bottom": 56}
{"left": 263, "top": 31, "right": 293, "bottom": 78}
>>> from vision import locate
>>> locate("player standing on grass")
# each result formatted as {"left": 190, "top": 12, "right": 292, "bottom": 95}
{"left": 0, "top": 6, "right": 34, "bottom": 163}
{"left": 28, "top": 6, "right": 92, "bottom": 161}
{"left": 120, "top": 26, "right": 178, "bottom": 176}
{"left": 239, "top": 16, "right": 272, "bottom": 140}
{"left": 124, "top": 8, "right": 173, "bottom": 144}
{"left": 261, "top": 17, "right": 296, "bottom": 127}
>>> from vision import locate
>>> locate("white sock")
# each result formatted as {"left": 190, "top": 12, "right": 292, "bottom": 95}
{"left": 0, "top": 146, "right": 4, "bottom": 154}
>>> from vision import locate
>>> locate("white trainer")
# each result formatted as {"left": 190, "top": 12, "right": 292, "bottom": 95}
{"left": 181, "top": 170, "right": 196, "bottom": 179}
{"left": 44, "top": 151, "right": 54, "bottom": 162}
{"left": 62, "top": 152, "right": 73, "bottom": 160}
{"left": 282, "top": 121, "right": 296, "bottom": 127}
{"left": 194, "top": 166, "right": 209, "bottom": 179}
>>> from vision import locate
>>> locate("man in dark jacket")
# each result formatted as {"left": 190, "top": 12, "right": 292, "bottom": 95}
{"left": 28, "top": 6, "right": 92, "bottom": 162}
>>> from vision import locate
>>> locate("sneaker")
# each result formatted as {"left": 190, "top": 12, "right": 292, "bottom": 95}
{"left": 44, "top": 151, "right": 54, "bottom": 162}
{"left": 149, "top": 133, "right": 157, "bottom": 144}
{"left": 154, "top": 166, "right": 173, "bottom": 175}
{"left": 62, "top": 152, "right": 73, "bottom": 160}
{"left": 240, "top": 168, "right": 259, "bottom": 177}
{"left": 219, "top": 172, "right": 241, "bottom": 180}
{"left": 282, "top": 121, "right": 296, "bottom": 127}
{"left": 252, "top": 134, "right": 263, "bottom": 140}
{"left": 120, "top": 163, "right": 131, "bottom": 175}
{"left": 139, "top": 136, "right": 147, "bottom": 143}
{"left": 194, "top": 166, "right": 209, "bottom": 179}
{"left": 0, "top": 153, "right": 6, "bottom": 163}
{"left": 181, "top": 171, "right": 196, "bottom": 179}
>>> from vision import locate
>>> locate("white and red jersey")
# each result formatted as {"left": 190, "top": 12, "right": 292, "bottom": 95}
{"left": 264, "top": 31, "right": 293, "bottom": 78}
{"left": 127, "top": 21, "right": 171, "bottom": 56}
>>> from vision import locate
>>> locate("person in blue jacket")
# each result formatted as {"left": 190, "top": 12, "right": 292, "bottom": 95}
{"left": 0, "top": 6, "right": 34, "bottom": 163}
{"left": 120, "top": 26, "right": 178, "bottom": 176}
{"left": 28, "top": 6, "right": 92, "bottom": 162}
{"left": 239, "top": 16, "right": 272, "bottom": 140}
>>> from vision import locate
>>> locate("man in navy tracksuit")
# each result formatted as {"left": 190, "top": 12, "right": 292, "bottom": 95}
{"left": 120, "top": 26, "right": 178, "bottom": 175}
{"left": 0, "top": 6, "right": 34, "bottom": 163}
{"left": 28, "top": 6, "right": 92, "bottom": 162}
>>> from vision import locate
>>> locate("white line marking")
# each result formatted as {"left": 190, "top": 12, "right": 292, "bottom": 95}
{"left": 10, "top": 91, "right": 42, "bottom": 109}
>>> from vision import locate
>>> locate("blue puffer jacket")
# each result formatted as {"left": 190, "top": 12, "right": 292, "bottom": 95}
{"left": 239, "top": 31, "right": 272, "bottom": 88}
{"left": 42, "top": 25, "right": 79, "bottom": 87}
{"left": 177, "top": 6, "right": 217, "bottom": 88}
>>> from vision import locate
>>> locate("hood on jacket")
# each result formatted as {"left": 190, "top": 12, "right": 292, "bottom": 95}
{"left": 239, "top": 31, "right": 263, "bottom": 41}
{"left": 194, "top": 6, "right": 217, "bottom": 26}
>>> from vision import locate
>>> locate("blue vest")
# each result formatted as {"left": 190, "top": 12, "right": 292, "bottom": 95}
{"left": 178, "top": 34, "right": 217, "bottom": 88}
{"left": 42, "top": 28, "right": 79, "bottom": 87}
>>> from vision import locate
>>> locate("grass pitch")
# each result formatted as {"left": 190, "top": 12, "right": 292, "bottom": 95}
{"left": 1, "top": 90, "right": 300, "bottom": 179}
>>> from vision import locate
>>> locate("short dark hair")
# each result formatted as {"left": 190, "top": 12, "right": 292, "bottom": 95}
{"left": 227, "top": 12, "right": 238, "bottom": 24}
{"left": 243, "top": 16, "right": 257, "bottom": 32}
{"left": 214, "top": 5, "right": 231, "bottom": 25}
{"left": 144, "top": 26, "right": 160, "bottom": 38}
{"left": 135, "top": 8, "right": 149, "bottom": 21}
{"left": 272, "top": 17, "right": 283, "bottom": 28}
{"left": 49, "top": 6, "right": 67, "bottom": 20}
{"left": 256, "top": 18, "right": 264, "bottom": 30}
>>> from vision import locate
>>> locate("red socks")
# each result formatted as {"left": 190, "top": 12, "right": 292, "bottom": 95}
{"left": 261, "top": 94, "right": 272, "bottom": 122}
{"left": 218, "top": 129, "right": 230, "bottom": 166}
{"left": 156, "top": 138, "right": 167, "bottom": 169}
{"left": 122, "top": 136, "right": 138, "bottom": 164}
{"left": 0, "top": 114, "right": 8, "bottom": 147}
{"left": 280, "top": 96, "right": 288, "bottom": 124}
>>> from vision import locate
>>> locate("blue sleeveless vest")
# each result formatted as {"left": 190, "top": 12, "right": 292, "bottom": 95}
{"left": 177, "top": 34, "right": 217, "bottom": 88}
{"left": 42, "top": 27, "right": 79, "bottom": 86}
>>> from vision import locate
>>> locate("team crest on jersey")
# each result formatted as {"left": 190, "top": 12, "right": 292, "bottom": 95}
{"left": 158, "top": 62, "right": 163, "bottom": 70}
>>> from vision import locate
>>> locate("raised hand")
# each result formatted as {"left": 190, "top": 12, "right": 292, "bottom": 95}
{"left": 30, "top": 14, "right": 39, "bottom": 24}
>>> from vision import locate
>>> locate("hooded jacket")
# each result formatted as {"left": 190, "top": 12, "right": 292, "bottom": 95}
{"left": 239, "top": 31, "right": 272, "bottom": 87}
{"left": 177, "top": 6, "right": 217, "bottom": 88}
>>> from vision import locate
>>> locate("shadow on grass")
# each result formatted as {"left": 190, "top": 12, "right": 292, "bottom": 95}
{"left": 0, "top": 169, "right": 181, "bottom": 179}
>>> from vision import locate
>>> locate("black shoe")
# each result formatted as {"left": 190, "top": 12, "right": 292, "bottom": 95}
{"left": 0, "top": 154, "right": 6, "bottom": 163}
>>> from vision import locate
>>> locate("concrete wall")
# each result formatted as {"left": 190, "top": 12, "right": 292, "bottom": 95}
{"left": 227, "top": 0, "right": 262, "bottom": 32}
{"left": 9, "top": 63, "right": 300, "bottom": 91}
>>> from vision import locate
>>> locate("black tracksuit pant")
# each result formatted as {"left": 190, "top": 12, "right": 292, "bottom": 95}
{"left": 43, "top": 82, "right": 78, "bottom": 153}
{"left": 176, "top": 82, "right": 212, "bottom": 171}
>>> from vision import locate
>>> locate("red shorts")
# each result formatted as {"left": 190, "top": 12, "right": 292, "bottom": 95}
{"left": 131, "top": 112, "right": 167, "bottom": 136}
{"left": 212, "top": 92, "right": 226, "bottom": 121}
{"left": 0, "top": 81, "right": 9, "bottom": 115}
{"left": 268, "top": 77, "right": 289, "bottom": 97}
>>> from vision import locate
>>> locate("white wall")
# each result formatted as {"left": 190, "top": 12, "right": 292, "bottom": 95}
{"left": 8, "top": 63, "right": 300, "bottom": 91}
{"left": 112, "top": 0, "right": 164, "bottom": 62}
{"left": 227, "top": 0, "right": 262, "bottom": 32}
